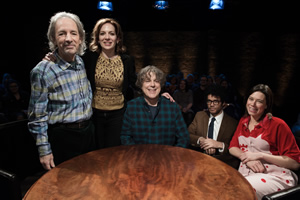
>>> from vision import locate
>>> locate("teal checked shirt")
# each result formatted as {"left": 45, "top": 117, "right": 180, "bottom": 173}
{"left": 121, "top": 96, "right": 190, "bottom": 148}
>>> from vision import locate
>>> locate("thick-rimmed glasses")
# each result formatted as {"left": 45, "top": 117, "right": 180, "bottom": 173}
{"left": 207, "top": 100, "right": 220, "bottom": 105}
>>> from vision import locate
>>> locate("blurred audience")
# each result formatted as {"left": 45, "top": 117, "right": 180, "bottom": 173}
{"left": 173, "top": 79, "right": 195, "bottom": 127}
{"left": 2, "top": 79, "right": 30, "bottom": 122}
{"left": 0, "top": 73, "right": 12, "bottom": 97}
{"left": 164, "top": 74, "right": 178, "bottom": 96}
{"left": 220, "top": 78, "right": 243, "bottom": 120}
{"left": 292, "top": 112, "right": 300, "bottom": 137}
{"left": 192, "top": 75, "right": 208, "bottom": 113}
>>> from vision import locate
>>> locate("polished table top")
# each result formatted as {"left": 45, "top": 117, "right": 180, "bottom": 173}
{"left": 24, "top": 144, "right": 256, "bottom": 200}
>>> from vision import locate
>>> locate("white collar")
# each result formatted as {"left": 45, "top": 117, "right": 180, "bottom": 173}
{"left": 210, "top": 111, "right": 224, "bottom": 124}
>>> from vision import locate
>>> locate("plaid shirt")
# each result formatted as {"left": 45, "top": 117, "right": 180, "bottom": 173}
{"left": 121, "top": 96, "right": 190, "bottom": 148}
{"left": 27, "top": 52, "right": 93, "bottom": 156}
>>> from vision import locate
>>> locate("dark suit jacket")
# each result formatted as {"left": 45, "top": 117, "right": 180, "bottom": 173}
{"left": 188, "top": 110, "right": 238, "bottom": 155}
{"left": 83, "top": 51, "right": 137, "bottom": 104}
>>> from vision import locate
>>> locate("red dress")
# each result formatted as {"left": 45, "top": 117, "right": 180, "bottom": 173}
{"left": 229, "top": 115, "right": 300, "bottom": 199}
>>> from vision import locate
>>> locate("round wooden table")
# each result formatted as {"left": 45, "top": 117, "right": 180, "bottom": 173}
{"left": 24, "top": 144, "right": 256, "bottom": 200}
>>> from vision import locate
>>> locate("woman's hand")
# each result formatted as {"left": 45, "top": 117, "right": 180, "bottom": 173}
{"left": 43, "top": 52, "right": 56, "bottom": 62}
{"left": 240, "top": 152, "right": 266, "bottom": 173}
{"left": 240, "top": 151, "right": 262, "bottom": 164}
{"left": 161, "top": 92, "right": 175, "bottom": 102}
{"left": 245, "top": 160, "right": 266, "bottom": 173}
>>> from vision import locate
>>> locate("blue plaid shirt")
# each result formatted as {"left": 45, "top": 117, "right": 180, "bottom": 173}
{"left": 27, "top": 52, "right": 93, "bottom": 156}
{"left": 121, "top": 96, "right": 190, "bottom": 148}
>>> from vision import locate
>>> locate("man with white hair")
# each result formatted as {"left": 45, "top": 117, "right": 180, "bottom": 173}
{"left": 28, "top": 12, "right": 95, "bottom": 170}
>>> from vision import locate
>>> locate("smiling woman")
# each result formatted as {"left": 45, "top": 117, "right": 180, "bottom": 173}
{"left": 229, "top": 84, "right": 300, "bottom": 199}
{"left": 83, "top": 18, "right": 137, "bottom": 150}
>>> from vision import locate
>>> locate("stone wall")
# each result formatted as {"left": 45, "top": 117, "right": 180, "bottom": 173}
{"left": 124, "top": 30, "right": 300, "bottom": 125}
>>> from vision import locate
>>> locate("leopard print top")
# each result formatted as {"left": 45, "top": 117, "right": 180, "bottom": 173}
{"left": 93, "top": 53, "right": 124, "bottom": 110}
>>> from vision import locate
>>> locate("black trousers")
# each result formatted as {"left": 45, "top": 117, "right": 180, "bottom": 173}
{"left": 93, "top": 107, "right": 125, "bottom": 149}
{"left": 48, "top": 120, "right": 95, "bottom": 166}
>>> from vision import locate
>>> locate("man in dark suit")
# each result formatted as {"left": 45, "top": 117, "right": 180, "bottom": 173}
{"left": 188, "top": 84, "right": 239, "bottom": 169}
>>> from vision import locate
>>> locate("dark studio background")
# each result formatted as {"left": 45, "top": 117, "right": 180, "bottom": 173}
{"left": 1, "top": 0, "right": 299, "bottom": 126}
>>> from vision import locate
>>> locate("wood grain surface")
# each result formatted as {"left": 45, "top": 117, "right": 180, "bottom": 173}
{"left": 24, "top": 144, "right": 256, "bottom": 200}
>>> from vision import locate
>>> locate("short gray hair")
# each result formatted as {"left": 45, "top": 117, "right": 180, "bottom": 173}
{"left": 136, "top": 65, "right": 166, "bottom": 89}
{"left": 47, "top": 11, "right": 87, "bottom": 56}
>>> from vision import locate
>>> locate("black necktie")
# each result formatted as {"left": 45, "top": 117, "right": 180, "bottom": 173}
{"left": 208, "top": 117, "right": 216, "bottom": 139}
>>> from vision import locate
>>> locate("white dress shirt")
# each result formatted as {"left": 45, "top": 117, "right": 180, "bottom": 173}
{"left": 197, "top": 111, "right": 225, "bottom": 152}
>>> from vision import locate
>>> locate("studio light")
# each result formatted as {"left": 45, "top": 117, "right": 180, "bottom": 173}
{"left": 209, "top": 0, "right": 224, "bottom": 10}
{"left": 154, "top": 1, "right": 169, "bottom": 10}
{"left": 97, "top": 1, "right": 113, "bottom": 11}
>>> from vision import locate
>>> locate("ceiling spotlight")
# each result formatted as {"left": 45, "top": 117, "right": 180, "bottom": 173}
{"left": 97, "top": 1, "right": 113, "bottom": 11}
{"left": 154, "top": 1, "right": 169, "bottom": 10}
{"left": 209, "top": 0, "right": 224, "bottom": 10}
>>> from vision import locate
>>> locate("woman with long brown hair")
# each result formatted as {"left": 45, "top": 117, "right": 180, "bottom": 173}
{"left": 229, "top": 84, "right": 300, "bottom": 199}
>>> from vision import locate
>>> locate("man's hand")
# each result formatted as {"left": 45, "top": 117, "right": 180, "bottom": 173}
{"left": 200, "top": 138, "right": 217, "bottom": 150}
{"left": 199, "top": 137, "right": 218, "bottom": 155}
{"left": 205, "top": 148, "right": 216, "bottom": 155}
{"left": 40, "top": 154, "right": 55, "bottom": 170}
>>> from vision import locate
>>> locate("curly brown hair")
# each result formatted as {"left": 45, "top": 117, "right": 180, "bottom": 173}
{"left": 89, "top": 18, "right": 126, "bottom": 54}
{"left": 136, "top": 66, "right": 166, "bottom": 89}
